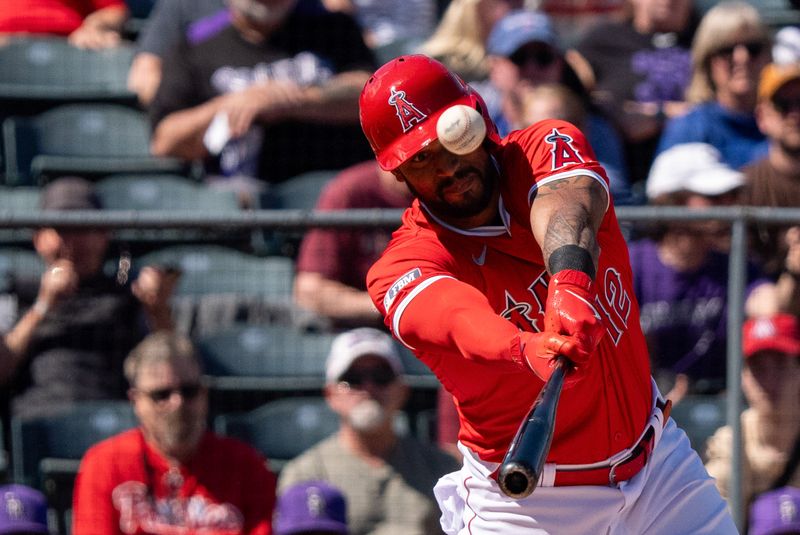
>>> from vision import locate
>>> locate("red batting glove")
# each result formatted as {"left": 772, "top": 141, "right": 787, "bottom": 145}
{"left": 515, "top": 330, "right": 583, "bottom": 382}
{"left": 514, "top": 270, "right": 605, "bottom": 383}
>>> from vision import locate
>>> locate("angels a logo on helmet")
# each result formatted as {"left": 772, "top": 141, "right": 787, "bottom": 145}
{"left": 388, "top": 88, "right": 428, "bottom": 133}
{"left": 545, "top": 128, "right": 584, "bottom": 170}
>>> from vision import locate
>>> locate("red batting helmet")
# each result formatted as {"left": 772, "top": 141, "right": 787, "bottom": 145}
{"left": 359, "top": 54, "right": 499, "bottom": 171}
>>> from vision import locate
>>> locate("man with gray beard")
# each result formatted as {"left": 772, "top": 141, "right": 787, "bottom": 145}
{"left": 278, "top": 327, "right": 459, "bottom": 535}
{"left": 72, "top": 331, "right": 277, "bottom": 534}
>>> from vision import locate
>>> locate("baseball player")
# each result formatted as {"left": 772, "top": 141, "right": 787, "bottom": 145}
{"left": 358, "top": 55, "right": 738, "bottom": 534}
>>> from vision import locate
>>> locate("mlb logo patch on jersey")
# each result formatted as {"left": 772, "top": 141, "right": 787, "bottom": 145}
{"left": 384, "top": 268, "right": 421, "bottom": 311}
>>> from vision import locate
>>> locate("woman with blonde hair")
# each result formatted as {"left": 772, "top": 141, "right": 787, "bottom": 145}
{"left": 657, "top": 1, "right": 771, "bottom": 169}
{"left": 416, "top": 0, "right": 526, "bottom": 81}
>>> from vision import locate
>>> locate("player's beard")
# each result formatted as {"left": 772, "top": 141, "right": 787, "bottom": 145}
{"left": 406, "top": 157, "right": 499, "bottom": 220}
{"left": 348, "top": 399, "right": 388, "bottom": 432}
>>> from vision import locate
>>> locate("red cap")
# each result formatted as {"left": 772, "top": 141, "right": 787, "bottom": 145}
{"left": 742, "top": 314, "right": 800, "bottom": 358}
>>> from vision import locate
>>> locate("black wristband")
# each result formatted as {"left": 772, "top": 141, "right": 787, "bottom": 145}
{"left": 547, "top": 244, "right": 595, "bottom": 279}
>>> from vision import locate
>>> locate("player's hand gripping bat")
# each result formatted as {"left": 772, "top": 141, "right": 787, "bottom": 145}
{"left": 497, "top": 356, "right": 569, "bottom": 499}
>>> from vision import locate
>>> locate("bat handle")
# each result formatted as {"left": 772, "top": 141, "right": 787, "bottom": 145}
{"left": 497, "top": 356, "right": 568, "bottom": 499}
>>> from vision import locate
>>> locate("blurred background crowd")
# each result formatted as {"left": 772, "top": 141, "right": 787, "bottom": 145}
{"left": 0, "top": 0, "right": 800, "bottom": 533}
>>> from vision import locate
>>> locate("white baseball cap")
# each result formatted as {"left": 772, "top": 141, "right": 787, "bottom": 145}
{"left": 773, "top": 26, "right": 800, "bottom": 66}
{"left": 325, "top": 328, "right": 404, "bottom": 384}
{"left": 646, "top": 143, "right": 744, "bottom": 200}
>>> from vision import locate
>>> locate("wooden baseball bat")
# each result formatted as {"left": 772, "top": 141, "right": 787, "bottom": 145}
{"left": 497, "top": 356, "right": 568, "bottom": 499}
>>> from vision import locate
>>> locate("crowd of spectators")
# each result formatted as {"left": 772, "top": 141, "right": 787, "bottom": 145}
{"left": 1, "top": 0, "right": 800, "bottom": 532}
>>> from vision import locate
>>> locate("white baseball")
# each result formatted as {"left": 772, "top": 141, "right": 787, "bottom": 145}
{"left": 436, "top": 104, "right": 487, "bottom": 155}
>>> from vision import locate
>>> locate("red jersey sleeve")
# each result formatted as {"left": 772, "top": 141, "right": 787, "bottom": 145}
{"left": 367, "top": 211, "right": 524, "bottom": 369}
{"left": 500, "top": 119, "right": 610, "bottom": 215}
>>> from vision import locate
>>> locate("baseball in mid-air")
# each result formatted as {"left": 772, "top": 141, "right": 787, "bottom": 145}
{"left": 436, "top": 104, "right": 486, "bottom": 155}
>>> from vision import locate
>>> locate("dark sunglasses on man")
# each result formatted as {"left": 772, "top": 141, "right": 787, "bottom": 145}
{"left": 510, "top": 44, "right": 557, "bottom": 68}
{"left": 772, "top": 95, "right": 800, "bottom": 115}
{"left": 338, "top": 365, "right": 397, "bottom": 388}
{"left": 138, "top": 383, "right": 203, "bottom": 404}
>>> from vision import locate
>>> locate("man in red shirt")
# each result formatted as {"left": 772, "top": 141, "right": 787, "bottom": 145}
{"left": 294, "top": 161, "right": 412, "bottom": 328}
{"left": 0, "top": 0, "right": 129, "bottom": 49}
{"left": 72, "top": 331, "right": 277, "bottom": 534}
{"left": 359, "top": 54, "right": 737, "bottom": 533}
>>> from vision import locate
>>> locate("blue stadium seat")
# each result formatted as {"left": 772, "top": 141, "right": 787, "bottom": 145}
{"left": 95, "top": 174, "right": 239, "bottom": 212}
{"left": 261, "top": 169, "right": 338, "bottom": 210}
{"left": 135, "top": 245, "right": 296, "bottom": 336}
{"left": 195, "top": 323, "right": 335, "bottom": 392}
{"left": 10, "top": 400, "right": 137, "bottom": 534}
{"left": 214, "top": 397, "right": 339, "bottom": 471}
{"left": 0, "top": 247, "right": 45, "bottom": 293}
{"left": 0, "top": 186, "right": 39, "bottom": 212}
{"left": 2, "top": 103, "right": 188, "bottom": 185}
{"left": 0, "top": 37, "right": 135, "bottom": 108}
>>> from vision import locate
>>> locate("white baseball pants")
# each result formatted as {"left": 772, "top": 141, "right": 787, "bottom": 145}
{"left": 434, "top": 404, "right": 738, "bottom": 534}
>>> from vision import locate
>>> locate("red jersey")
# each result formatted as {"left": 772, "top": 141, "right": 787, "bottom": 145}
{"left": 0, "top": 0, "right": 125, "bottom": 36}
{"left": 367, "top": 120, "right": 652, "bottom": 464}
{"left": 73, "top": 428, "right": 276, "bottom": 535}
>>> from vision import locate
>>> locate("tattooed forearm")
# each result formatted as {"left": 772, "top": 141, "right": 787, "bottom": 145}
{"left": 531, "top": 175, "right": 606, "bottom": 273}
{"left": 542, "top": 205, "right": 598, "bottom": 269}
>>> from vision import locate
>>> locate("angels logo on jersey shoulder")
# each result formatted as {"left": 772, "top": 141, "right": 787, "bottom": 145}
{"left": 388, "top": 88, "right": 427, "bottom": 133}
{"left": 545, "top": 128, "right": 584, "bottom": 170}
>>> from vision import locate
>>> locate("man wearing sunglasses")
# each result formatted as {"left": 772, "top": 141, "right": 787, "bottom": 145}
{"left": 72, "top": 331, "right": 277, "bottom": 534}
{"left": 741, "top": 61, "right": 800, "bottom": 319}
{"left": 278, "top": 327, "right": 459, "bottom": 535}
{"left": 474, "top": 10, "right": 633, "bottom": 205}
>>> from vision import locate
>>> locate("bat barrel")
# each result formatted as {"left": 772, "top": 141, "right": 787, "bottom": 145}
{"left": 497, "top": 358, "right": 568, "bottom": 500}
{"left": 498, "top": 461, "right": 537, "bottom": 498}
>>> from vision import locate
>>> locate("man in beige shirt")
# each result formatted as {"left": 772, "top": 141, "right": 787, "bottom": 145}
{"left": 278, "top": 327, "right": 459, "bottom": 535}
{"left": 705, "top": 314, "right": 800, "bottom": 509}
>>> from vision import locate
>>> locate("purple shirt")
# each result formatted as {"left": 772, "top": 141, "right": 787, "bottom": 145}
{"left": 628, "top": 238, "right": 768, "bottom": 391}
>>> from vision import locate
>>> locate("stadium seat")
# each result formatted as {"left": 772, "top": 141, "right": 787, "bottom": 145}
{"left": 10, "top": 400, "right": 137, "bottom": 534}
{"left": 195, "top": 323, "right": 336, "bottom": 392}
{"left": 0, "top": 247, "right": 45, "bottom": 293}
{"left": 0, "top": 37, "right": 135, "bottom": 112}
{"left": 135, "top": 245, "right": 296, "bottom": 336}
{"left": 0, "top": 187, "right": 41, "bottom": 244}
{"left": 257, "top": 169, "right": 338, "bottom": 256}
{"left": 11, "top": 400, "right": 137, "bottom": 486}
{"left": 95, "top": 174, "right": 239, "bottom": 212}
{"left": 0, "top": 186, "right": 40, "bottom": 212}
{"left": 670, "top": 394, "right": 730, "bottom": 459}
{"left": 262, "top": 169, "right": 338, "bottom": 210}
{"left": 2, "top": 103, "right": 188, "bottom": 185}
{"left": 213, "top": 397, "right": 339, "bottom": 472}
